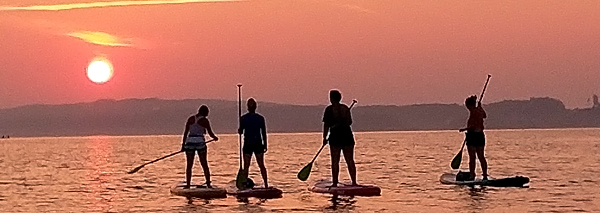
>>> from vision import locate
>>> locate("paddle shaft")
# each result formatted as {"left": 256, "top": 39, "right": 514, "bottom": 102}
{"left": 237, "top": 84, "right": 242, "bottom": 169}
{"left": 129, "top": 139, "right": 215, "bottom": 173}
{"left": 479, "top": 74, "right": 491, "bottom": 104}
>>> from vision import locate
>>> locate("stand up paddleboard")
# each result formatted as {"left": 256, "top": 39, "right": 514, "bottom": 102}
{"left": 227, "top": 186, "right": 283, "bottom": 199}
{"left": 310, "top": 180, "right": 381, "bottom": 197}
{"left": 440, "top": 172, "right": 530, "bottom": 187}
{"left": 170, "top": 181, "right": 227, "bottom": 199}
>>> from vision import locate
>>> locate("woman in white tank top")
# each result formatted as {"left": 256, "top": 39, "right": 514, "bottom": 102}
{"left": 181, "top": 105, "right": 219, "bottom": 188}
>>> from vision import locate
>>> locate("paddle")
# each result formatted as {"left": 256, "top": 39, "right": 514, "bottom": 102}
{"left": 297, "top": 99, "right": 357, "bottom": 181}
{"left": 235, "top": 84, "right": 246, "bottom": 189}
{"left": 128, "top": 139, "right": 215, "bottom": 174}
{"left": 450, "top": 74, "right": 491, "bottom": 169}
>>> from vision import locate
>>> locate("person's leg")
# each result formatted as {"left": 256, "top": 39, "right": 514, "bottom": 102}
{"left": 255, "top": 153, "right": 269, "bottom": 188}
{"left": 330, "top": 146, "right": 342, "bottom": 187}
{"left": 242, "top": 152, "right": 252, "bottom": 181}
{"left": 185, "top": 151, "right": 195, "bottom": 188}
{"left": 198, "top": 149, "right": 211, "bottom": 187}
{"left": 341, "top": 145, "right": 357, "bottom": 185}
{"left": 466, "top": 145, "right": 477, "bottom": 180}
{"left": 475, "top": 146, "right": 488, "bottom": 179}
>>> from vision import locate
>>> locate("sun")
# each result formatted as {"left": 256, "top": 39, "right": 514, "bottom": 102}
{"left": 87, "top": 58, "right": 113, "bottom": 84}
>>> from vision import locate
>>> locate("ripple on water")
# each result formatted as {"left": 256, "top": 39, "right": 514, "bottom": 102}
{"left": 1, "top": 131, "right": 600, "bottom": 212}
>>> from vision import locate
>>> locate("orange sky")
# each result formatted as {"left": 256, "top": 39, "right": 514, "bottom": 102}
{"left": 1, "top": 0, "right": 599, "bottom": 109}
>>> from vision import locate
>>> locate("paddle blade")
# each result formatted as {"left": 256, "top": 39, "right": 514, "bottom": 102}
{"left": 235, "top": 169, "right": 247, "bottom": 189}
{"left": 450, "top": 150, "right": 463, "bottom": 169}
{"left": 297, "top": 162, "right": 313, "bottom": 181}
{"left": 127, "top": 165, "right": 144, "bottom": 174}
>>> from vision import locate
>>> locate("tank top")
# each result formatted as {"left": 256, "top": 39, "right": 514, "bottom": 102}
{"left": 185, "top": 115, "right": 206, "bottom": 149}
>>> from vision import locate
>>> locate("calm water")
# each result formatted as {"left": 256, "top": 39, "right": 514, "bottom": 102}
{"left": 1, "top": 129, "right": 599, "bottom": 212}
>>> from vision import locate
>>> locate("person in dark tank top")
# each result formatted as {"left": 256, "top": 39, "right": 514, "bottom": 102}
{"left": 322, "top": 90, "right": 357, "bottom": 187}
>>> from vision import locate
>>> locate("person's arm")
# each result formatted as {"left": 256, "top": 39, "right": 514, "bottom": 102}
{"left": 238, "top": 115, "right": 244, "bottom": 135}
{"left": 200, "top": 118, "right": 219, "bottom": 141}
{"left": 460, "top": 113, "right": 474, "bottom": 132}
{"left": 261, "top": 116, "right": 268, "bottom": 151}
{"left": 322, "top": 107, "right": 331, "bottom": 145}
{"left": 322, "top": 124, "right": 329, "bottom": 145}
{"left": 346, "top": 105, "right": 353, "bottom": 126}
{"left": 182, "top": 117, "right": 193, "bottom": 150}
{"left": 479, "top": 104, "right": 487, "bottom": 119}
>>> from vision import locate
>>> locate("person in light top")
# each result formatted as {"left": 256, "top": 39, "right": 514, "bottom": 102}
{"left": 181, "top": 105, "right": 219, "bottom": 188}
{"left": 459, "top": 95, "right": 488, "bottom": 181}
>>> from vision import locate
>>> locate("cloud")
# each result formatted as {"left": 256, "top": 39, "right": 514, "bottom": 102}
{"left": 0, "top": 0, "right": 242, "bottom": 11}
{"left": 67, "top": 31, "right": 134, "bottom": 47}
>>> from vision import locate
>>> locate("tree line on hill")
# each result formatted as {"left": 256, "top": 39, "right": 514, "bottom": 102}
{"left": 0, "top": 97, "right": 598, "bottom": 137}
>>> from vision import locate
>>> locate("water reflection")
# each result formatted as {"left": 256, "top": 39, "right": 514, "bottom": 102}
{"left": 466, "top": 186, "right": 487, "bottom": 212}
{"left": 85, "top": 136, "right": 116, "bottom": 212}
{"left": 325, "top": 195, "right": 357, "bottom": 211}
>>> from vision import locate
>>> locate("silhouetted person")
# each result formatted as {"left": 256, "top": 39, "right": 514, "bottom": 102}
{"left": 459, "top": 96, "right": 488, "bottom": 180}
{"left": 593, "top": 94, "right": 599, "bottom": 108}
{"left": 238, "top": 98, "right": 269, "bottom": 188}
{"left": 181, "top": 105, "right": 219, "bottom": 188}
{"left": 323, "top": 90, "right": 357, "bottom": 186}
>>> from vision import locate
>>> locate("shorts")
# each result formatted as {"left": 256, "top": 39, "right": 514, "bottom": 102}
{"left": 328, "top": 126, "right": 355, "bottom": 147}
{"left": 466, "top": 132, "right": 485, "bottom": 147}
{"left": 184, "top": 147, "right": 207, "bottom": 155}
{"left": 183, "top": 142, "right": 207, "bottom": 154}
{"left": 328, "top": 134, "right": 355, "bottom": 147}
{"left": 329, "top": 144, "right": 354, "bottom": 151}
{"left": 243, "top": 143, "right": 265, "bottom": 155}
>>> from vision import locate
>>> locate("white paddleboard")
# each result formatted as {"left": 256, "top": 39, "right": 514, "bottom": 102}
{"left": 170, "top": 181, "right": 227, "bottom": 199}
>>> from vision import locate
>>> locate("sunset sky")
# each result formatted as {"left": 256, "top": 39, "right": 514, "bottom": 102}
{"left": 1, "top": 0, "right": 599, "bottom": 109}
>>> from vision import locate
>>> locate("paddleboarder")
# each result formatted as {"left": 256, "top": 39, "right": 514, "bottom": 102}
{"left": 181, "top": 105, "right": 219, "bottom": 188}
{"left": 322, "top": 90, "right": 357, "bottom": 187}
{"left": 459, "top": 95, "right": 488, "bottom": 181}
{"left": 238, "top": 98, "right": 269, "bottom": 188}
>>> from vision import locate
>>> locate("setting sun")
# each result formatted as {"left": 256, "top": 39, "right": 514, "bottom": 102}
{"left": 86, "top": 58, "right": 113, "bottom": 84}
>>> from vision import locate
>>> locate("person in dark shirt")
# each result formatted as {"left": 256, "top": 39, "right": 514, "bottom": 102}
{"left": 238, "top": 98, "right": 269, "bottom": 188}
{"left": 322, "top": 90, "right": 357, "bottom": 187}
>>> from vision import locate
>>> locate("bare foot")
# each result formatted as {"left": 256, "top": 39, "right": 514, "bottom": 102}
{"left": 327, "top": 183, "right": 338, "bottom": 188}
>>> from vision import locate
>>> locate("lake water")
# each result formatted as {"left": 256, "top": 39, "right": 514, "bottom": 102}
{"left": 0, "top": 129, "right": 598, "bottom": 212}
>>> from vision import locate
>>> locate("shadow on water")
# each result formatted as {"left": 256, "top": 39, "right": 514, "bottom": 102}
{"left": 465, "top": 186, "right": 487, "bottom": 212}
{"left": 323, "top": 195, "right": 357, "bottom": 211}
{"left": 233, "top": 198, "right": 268, "bottom": 212}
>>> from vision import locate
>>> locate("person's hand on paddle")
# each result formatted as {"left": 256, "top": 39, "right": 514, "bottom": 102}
{"left": 322, "top": 138, "right": 328, "bottom": 146}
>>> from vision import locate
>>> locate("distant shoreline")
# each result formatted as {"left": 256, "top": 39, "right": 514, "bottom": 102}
{"left": 5, "top": 127, "right": 600, "bottom": 138}
{"left": 1, "top": 97, "right": 599, "bottom": 137}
